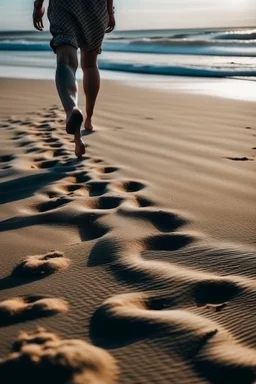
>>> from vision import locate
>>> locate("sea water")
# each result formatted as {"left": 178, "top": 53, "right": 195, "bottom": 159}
{"left": 0, "top": 28, "right": 255, "bottom": 100}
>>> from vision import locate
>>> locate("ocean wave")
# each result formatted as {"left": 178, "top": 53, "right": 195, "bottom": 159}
{"left": 98, "top": 60, "right": 256, "bottom": 77}
{"left": 0, "top": 41, "right": 50, "bottom": 51}
{"left": 212, "top": 30, "right": 256, "bottom": 41}
{"left": 119, "top": 38, "right": 256, "bottom": 46}
{"left": 0, "top": 40, "right": 255, "bottom": 57}
{"left": 0, "top": 49, "right": 255, "bottom": 78}
{"left": 103, "top": 40, "right": 256, "bottom": 57}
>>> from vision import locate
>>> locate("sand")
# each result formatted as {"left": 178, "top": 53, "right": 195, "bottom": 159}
{"left": 0, "top": 78, "right": 255, "bottom": 383}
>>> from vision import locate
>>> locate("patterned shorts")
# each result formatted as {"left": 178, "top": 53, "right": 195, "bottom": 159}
{"left": 47, "top": 0, "right": 108, "bottom": 54}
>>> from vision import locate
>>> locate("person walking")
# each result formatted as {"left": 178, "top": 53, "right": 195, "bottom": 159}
{"left": 32, "top": 0, "right": 115, "bottom": 158}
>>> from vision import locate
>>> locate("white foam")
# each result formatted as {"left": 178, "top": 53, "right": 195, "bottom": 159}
{"left": 0, "top": 52, "right": 255, "bottom": 102}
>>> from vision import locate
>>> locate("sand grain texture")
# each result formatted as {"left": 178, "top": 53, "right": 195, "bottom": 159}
{"left": 0, "top": 79, "right": 255, "bottom": 384}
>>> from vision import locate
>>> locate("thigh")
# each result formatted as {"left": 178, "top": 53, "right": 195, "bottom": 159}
{"left": 48, "top": 4, "right": 79, "bottom": 54}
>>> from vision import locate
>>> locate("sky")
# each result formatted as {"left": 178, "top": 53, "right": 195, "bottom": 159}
{"left": 0, "top": 0, "right": 255, "bottom": 31}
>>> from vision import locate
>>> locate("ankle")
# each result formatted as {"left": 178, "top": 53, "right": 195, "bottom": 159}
{"left": 74, "top": 130, "right": 81, "bottom": 140}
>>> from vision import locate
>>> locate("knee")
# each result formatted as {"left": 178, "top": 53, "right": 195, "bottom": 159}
{"left": 58, "top": 55, "right": 78, "bottom": 71}
{"left": 57, "top": 47, "right": 78, "bottom": 71}
{"left": 81, "top": 52, "right": 98, "bottom": 71}
{"left": 81, "top": 61, "right": 97, "bottom": 71}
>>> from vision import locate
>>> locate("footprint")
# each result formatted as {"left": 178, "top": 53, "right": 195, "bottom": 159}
{"left": 19, "top": 120, "right": 32, "bottom": 126}
{"left": 18, "top": 139, "right": 33, "bottom": 147}
{"left": 66, "top": 185, "right": 89, "bottom": 197}
{"left": 75, "top": 171, "right": 91, "bottom": 183}
{"left": 0, "top": 155, "right": 15, "bottom": 163}
{"left": 224, "top": 157, "right": 253, "bottom": 161}
{"left": 145, "top": 233, "right": 194, "bottom": 251}
{"left": 2, "top": 165, "right": 12, "bottom": 170}
{"left": 90, "top": 291, "right": 219, "bottom": 350}
{"left": 53, "top": 149, "right": 69, "bottom": 157}
{"left": 36, "top": 159, "right": 59, "bottom": 169}
{"left": 0, "top": 328, "right": 118, "bottom": 383}
{"left": 38, "top": 123, "right": 52, "bottom": 131}
{"left": 43, "top": 189, "right": 62, "bottom": 199}
{"left": 34, "top": 156, "right": 49, "bottom": 162}
{"left": 113, "top": 180, "right": 146, "bottom": 193}
{"left": 36, "top": 197, "right": 71, "bottom": 212}
{"left": 44, "top": 137, "right": 59, "bottom": 144}
{"left": 135, "top": 196, "right": 154, "bottom": 207}
{"left": 118, "top": 207, "right": 187, "bottom": 232}
{"left": 119, "top": 196, "right": 153, "bottom": 208}
{"left": 66, "top": 184, "right": 84, "bottom": 192}
{"left": 88, "top": 196, "right": 124, "bottom": 210}
{"left": 97, "top": 166, "right": 119, "bottom": 174}
{"left": 0, "top": 296, "right": 68, "bottom": 326}
{"left": 50, "top": 143, "right": 63, "bottom": 149}
{"left": 8, "top": 119, "right": 22, "bottom": 124}
{"left": 193, "top": 279, "right": 241, "bottom": 307}
{"left": 12, "top": 131, "right": 27, "bottom": 138}
{"left": 49, "top": 104, "right": 60, "bottom": 110}
{"left": 11, "top": 251, "right": 70, "bottom": 278}
{"left": 25, "top": 147, "right": 45, "bottom": 154}
{"left": 77, "top": 214, "right": 110, "bottom": 242}
{"left": 34, "top": 132, "right": 51, "bottom": 138}
{"left": 87, "top": 181, "right": 109, "bottom": 197}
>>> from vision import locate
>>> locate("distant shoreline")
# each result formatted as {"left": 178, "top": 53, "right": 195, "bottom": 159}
{"left": 0, "top": 25, "right": 255, "bottom": 34}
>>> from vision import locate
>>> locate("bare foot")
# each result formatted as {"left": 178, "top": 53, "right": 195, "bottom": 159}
{"left": 84, "top": 117, "right": 93, "bottom": 132}
{"left": 74, "top": 131, "right": 86, "bottom": 159}
{"left": 66, "top": 108, "right": 83, "bottom": 135}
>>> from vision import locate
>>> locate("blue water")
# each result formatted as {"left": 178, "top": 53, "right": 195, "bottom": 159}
{"left": 0, "top": 28, "right": 255, "bottom": 78}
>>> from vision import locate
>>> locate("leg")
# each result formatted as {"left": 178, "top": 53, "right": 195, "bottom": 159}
{"left": 56, "top": 45, "right": 79, "bottom": 118}
{"left": 80, "top": 51, "right": 100, "bottom": 131}
{"left": 55, "top": 45, "right": 85, "bottom": 158}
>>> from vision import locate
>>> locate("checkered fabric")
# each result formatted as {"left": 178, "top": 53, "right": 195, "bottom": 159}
{"left": 47, "top": 0, "right": 108, "bottom": 53}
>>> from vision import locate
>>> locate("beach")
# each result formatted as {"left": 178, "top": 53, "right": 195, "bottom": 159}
{"left": 0, "top": 76, "right": 255, "bottom": 383}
